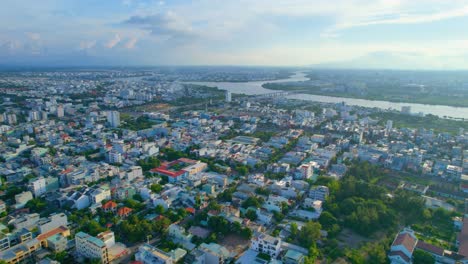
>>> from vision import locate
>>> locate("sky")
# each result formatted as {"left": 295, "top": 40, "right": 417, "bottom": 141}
{"left": 2, "top": 0, "right": 468, "bottom": 69}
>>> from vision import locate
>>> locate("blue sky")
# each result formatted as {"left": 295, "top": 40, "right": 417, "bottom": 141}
{"left": 2, "top": 0, "right": 468, "bottom": 68}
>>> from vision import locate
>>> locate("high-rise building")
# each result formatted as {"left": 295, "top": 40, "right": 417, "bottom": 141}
{"left": 41, "top": 111, "right": 48, "bottom": 120}
{"left": 56, "top": 104, "right": 64, "bottom": 118}
{"left": 28, "top": 111, "right": 40, "bottom": 121}
{"left": 386, "top": 120, "right": 393, "bottom": 131}
{"left": 107, "top": 111, "right": 120, "bottom": 128}
{"left": 6, "top": 113, "right": 17, "bottom": 125}
{"left": 107, "top": 150, "right": 122, "bottom": 164}
{"left": 28, "top": 177, "right": 47, "bottom": 197}
{"left": 225, "top": 90, "right": 232, "bottom": 103}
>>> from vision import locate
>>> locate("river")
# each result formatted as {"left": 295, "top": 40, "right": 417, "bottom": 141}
{"left": 187, "top": 72, "right": 468, "bottom": 119}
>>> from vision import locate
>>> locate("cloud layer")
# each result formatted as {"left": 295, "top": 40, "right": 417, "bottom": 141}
{"left": 1, "top": 0, "right": 468, "bottom": 68}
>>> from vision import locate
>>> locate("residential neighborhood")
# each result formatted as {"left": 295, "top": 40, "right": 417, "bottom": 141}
{"left": 0, "top": 67, "right": 466, "bottom": 264}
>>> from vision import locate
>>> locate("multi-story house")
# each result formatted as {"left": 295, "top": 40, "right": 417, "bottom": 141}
{"left": 250, "top": 233, "right": 282, "bottom": 258}
{"left": 75, "top": 232, "right": 109, "bottom": 264}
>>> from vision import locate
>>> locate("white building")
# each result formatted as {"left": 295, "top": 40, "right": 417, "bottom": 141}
{"left": 126, "top": 166, "right": 143, "bottom": 181}
{"left": 56, "top": 104, "right": 64, "bottom": 118}
{"left": 388, "top": 228, "right": 417, "bottom": 264}
{"left": 136, "top": 244, "right": 187, "bottom": 264}
{"left": 6, "top": 114, "right": 17, "bottom": 125}
{"left": 225, "top": 90, "right": 232, "bottom": 103}
{"left": 28, "top": 177, "right": 47, "bottom": 197}
{"left": 296, "top": 163, "right": 313, "bottom": 180}
{"left": 15, "top": 191, "right": 33, "bottom": 208}
{"left": 108, "top": 150, "right": 123, "bottom": 164}
{"left": 90, "top": 186, "right": 111, "bottom": 204}
{"left": 28, "top": 111, "right": 40, "bottom": 122}
{"left": 386, "top": 120, "right": 393, "bottom": 131}
{"left": 38, "top": 213, "right": 68, "bottom": 234}
{"left": 250, "top": 233, "right": 282, "bottom": 258}
{"left": 75, "top": 232, "right": 109, "bottom": 264}
{"left": 107, "top": 111, "right": 120, "bottom": 128}
{"left": 309, "top": 186, "right": 329, "bottom": 202}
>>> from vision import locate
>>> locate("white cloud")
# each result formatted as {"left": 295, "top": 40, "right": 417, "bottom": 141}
{"left": 79, "top": 40, "right": 96, "bottom": 50}
{"left": 106, "top": 34, "right": 121, "bottom": 48}
{"left": 329, "top": 2, "right": 468, "bottom": 34}
{"left": 125, "top": 37, "right": 138, "bottom": 49}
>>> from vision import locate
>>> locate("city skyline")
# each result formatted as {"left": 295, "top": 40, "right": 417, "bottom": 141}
{"left": 2, "top": 0, "right": 468, "bottom": 69}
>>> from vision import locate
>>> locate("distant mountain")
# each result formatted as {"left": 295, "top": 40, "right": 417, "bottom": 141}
{"left": 314, "top": 51, "right": 468, "bottom": 70}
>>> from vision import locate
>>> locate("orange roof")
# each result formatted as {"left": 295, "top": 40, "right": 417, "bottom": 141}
{"left": 61, "top": 168, "right": 73, "bottom": 174}
{"left": 102, "top": 201, "right": 117, "bottom": 209}
{"left": 37, "top": 226, "right": 69, "bottom": 241}
{"left": 118, "top": 207, "right": 133, "bottom": 216}
{"left": 186, "top": 207, "right": 195, "bottom": 214}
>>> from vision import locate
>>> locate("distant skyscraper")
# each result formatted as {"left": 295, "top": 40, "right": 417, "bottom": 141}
{"left": 56, "top": 104, "right": 64, "bottom": 118}
{"left": 28, "top": 111, "right": 40, "bottom": 121}
{"left": 401, "top": 106, "right": 411, "bottom": 114}
{"left": 386, "top": 120, "right": 393, "bottom": 131}
{"left": 41, "top": 111, "right": 48, "bottom": 120}
{"left": 225, "top": 90, "right": 232, "bottom": 102}
{"left": 107, "top": 111, "right": 120, "bottom": 128}
{"left": 6, "top": 113, "right": 17, "bottom": 125}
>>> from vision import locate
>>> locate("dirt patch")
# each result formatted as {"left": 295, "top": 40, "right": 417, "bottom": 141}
{"left": 219, "top": 234, "right": 250, "bottom": 255}
{"left": 337, "top": 228, "right": 374, "bottom": 249}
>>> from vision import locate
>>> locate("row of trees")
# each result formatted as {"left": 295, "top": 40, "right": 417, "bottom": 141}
{"left": 314, "top": 161, "right": 459, "bottom": 263}
{"left": 117, "top": 214, "right": 171, "bottom": 243}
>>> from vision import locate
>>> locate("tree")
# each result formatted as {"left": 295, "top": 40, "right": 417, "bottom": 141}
{"left": 25, "top": 198, "right": 47, "bottom": 213}
{"left": 304, "top": 243, "right": 320, "bottom": 264}
{"left": 255, "top": 187, "right": 270, "bottom": 196}
{"left": 133, "top": 193, "right": 143, "bottom": 202}
{"left": 245, "top": 210, "right": 257, "bottom": 221}
{"left": 319, "top": 211, "right": 338, "bottom": 229}
{"left": 150, "top": 183, "right": 163, "bottom": 193}
{"left": 241, "top": 196, "right": 264, "bottom": 209}
{"left": 290, "top": 222, "right": 298, "bottom": 237}
{"left": 235, "top": 165, "right": 249, "bottom": 176}
{"left": 365, "top": 242, "right": 388, "bottom": 264}
{"left": 413, "top": 249, "right": 435, "bottom": 264}
{"left": 155, "top": 204, "right": 165, "bottom": 214}
{"left": 298, "top": 221, "right": 321, "bottom": 248}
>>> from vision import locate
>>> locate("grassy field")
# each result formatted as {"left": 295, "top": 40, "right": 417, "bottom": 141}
{"left": 370, "top": 112, "right": 467, "bottom": 134}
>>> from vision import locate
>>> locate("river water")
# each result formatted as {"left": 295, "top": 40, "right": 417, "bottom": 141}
{"left": 187, "top": 72, "right": 468, "bottom": 119}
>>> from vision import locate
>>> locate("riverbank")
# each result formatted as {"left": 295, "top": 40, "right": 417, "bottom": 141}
{"left": 262, "top": 82, "right": 468, "bottom": 108}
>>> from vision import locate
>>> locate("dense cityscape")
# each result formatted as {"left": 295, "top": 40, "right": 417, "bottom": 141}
{"left": 0, "top": 67, "right": 466, "bottom": 264}
{"left": 3, "top": 0, "right": 468, "bottom": 263}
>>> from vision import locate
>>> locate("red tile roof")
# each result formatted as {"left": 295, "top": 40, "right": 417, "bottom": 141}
{"left": 151, "top": 167, "right": 185, "bottom": 178}
{"left": 61, "top": 168, "right": 73, "bottom": 174}
{"left": 393, "top": 233, "right": 417, "bottom": 253}
{"left": 416, "top": 240, "right": 444, "bottom": 256}
{"left": 118, "top": 207, "right": 133, "bottom": 216}
{"left": 102, "top": 201, "right": 117, "bottom": 209}
{"left": 186, "top": 207, "right": 195, "bottom": 214}
{"left": 37, "top": 226, "right": 69, "bottom": 241}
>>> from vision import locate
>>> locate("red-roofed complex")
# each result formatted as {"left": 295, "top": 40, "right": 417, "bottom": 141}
{"left": 37, "top": 226, "right": 70, "bottom": 248}
{"left": 149, "top": 158, "right": 207, "bottom": 183}
{"left": 388, "top": 228, "right": 418, "bottom": 264}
